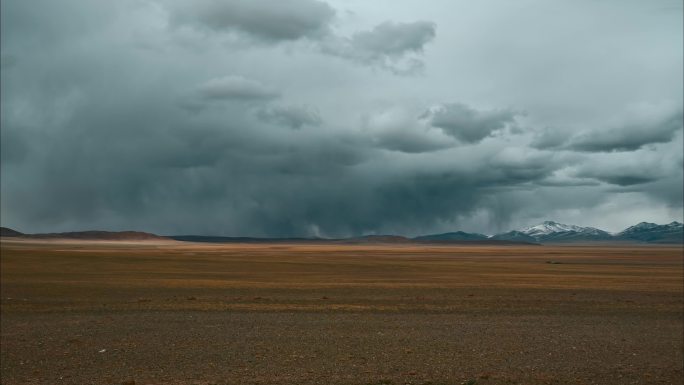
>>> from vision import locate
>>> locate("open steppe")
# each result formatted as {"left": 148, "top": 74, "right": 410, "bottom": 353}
{"left": 1, "top": 238, "right": 682, "bottom": 385}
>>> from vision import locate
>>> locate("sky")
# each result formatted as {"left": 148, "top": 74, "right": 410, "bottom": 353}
{"left": 1, "top": 0, "right": 683, "bottom": 237}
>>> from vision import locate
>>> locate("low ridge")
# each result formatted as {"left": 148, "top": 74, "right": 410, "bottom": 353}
{"left": 3, "top": 221, "right": 682, "bottom": 244}
{"left": 1, "top": 227, "right": 24, "bottom": 237}
{"left": 414, "top": 231, "right": 488, "bottom": 242}
{"left": 1, "top": 228, "right": 165, "bottom": 241}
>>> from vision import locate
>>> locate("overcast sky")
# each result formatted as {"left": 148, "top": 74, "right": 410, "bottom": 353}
{"left": 1, "top": 0, "right": 682, "bottom": 237}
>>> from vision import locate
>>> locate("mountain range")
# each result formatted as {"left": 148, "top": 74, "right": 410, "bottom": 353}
{"left": 492, "top": 220, "right": 682, "bottom": 244}
{"left": 1, "top": 220, "right": 682, "bottom": 244}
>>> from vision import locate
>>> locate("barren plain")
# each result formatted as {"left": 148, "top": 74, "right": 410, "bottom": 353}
{"left": 1, "top": 239, "right": 682, "bottom": 385}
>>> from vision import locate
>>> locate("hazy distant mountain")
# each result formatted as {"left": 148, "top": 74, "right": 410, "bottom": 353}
{"left": 0, "top": 228, "right": 165, "bottom": 241}
{"left": 340, "top": 235, "right": 413, "bottom": 244}
{"left": 35, "top": 230, "right": 166, "bottom": 240}
{"left": 490, "top": 230, "right": 537, "bottom": 243}
{"left": 3, "top": 221, "right": 682, "bottom": 244}
{"left": 1, "top": 227, "right": 23, "bottom": 237}
{"left": 170, "top": 235, "right": 324, "bottom": 243}
{"left": 616, "top": 221, "right": 683, "bottom": 243}
{"left": 413, "top": 231, "right": 488, "bottom": 242}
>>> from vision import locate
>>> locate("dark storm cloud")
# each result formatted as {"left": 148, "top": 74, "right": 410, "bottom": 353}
{"left": 571, "top": 149, "right": 680, "bottom": 187}
{"left": 173, "top": 0, "right": 335, "bottom": 42}
{"left": 576, "top": 167, "right": 660, "bottom": 186}
{"left": 1, "top": 0, "right": 682, "bottom": 236}
{"left": 197, "top": 75, "right": 280, "bottom": 101}
{"left": 168, "top": 1, "right": 436, "bottom": 74}
{"left": 0, "top": 54, "right": 17, "bottom": 69}
{"left": 530, "top": 127, "right": 570, "bottom": 150}
{"left": 0, "top": 82, "right": 561, "bottom": 237}
{"left": 371, "top": 131, "right": 451, "bottom": 154}
{"left": 593, "top": 175, "right": 657, "bottom": 186}
{"left": 256, "top": 105, "right": 322, "bottom": 129}
{"left": 535, "top": 178, "right": 601, "bottom": 187}
{"left": 362, "top": 107, "right": 455, "bottom": 153}
{"left": 422, "top": 103, "right": 517, "bottom": 143}
{"left": 533, "top": 106, "right": 684, "bottom": 152}
{"left": 319, "top": 21, "right": 436, "bottom": 74}
{"left": 485, "top": 147, "right": 558, "bottom": 185}
{"left": 351, "top": 21, "right": 436, "bottom": 57}
{"left": 0, "top": 125, "right": 29, "bottom": 164}
{"left": 567, "top": 110, "right": 683, "bottom": 152}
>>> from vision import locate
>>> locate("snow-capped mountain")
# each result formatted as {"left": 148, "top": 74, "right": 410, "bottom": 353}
{"left": 513, "top": 220, "right": 682, "bottom": 243}
{"left": 520, "top": 221, "right": 611, "bottom": 238}
{"left": 400, "top": 220, "right": 682, "bottom": 245}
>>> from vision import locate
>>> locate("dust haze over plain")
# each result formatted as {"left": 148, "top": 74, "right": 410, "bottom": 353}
{"left": 1, "top": 0, "right": 682, "bottom": 237}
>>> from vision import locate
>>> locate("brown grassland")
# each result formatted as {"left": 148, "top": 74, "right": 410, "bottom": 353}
{"left": 1, "top": 238, "right": 682, "bottom": 385}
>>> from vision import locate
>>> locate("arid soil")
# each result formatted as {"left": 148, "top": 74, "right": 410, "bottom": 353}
{"left": 1, "top": 239, "right": 682, "bottom": 385}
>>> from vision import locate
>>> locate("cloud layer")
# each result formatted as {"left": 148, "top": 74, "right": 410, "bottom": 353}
{"left": 1, "top": 0, "right": 682, "bottom": 236}
{"left": 423, "top": 103, "right": 517, "bottom": 143}
{"left": 173, "top": 0, "right": 335, "bottom": 41}
{"left": 198, "top": 75, "right": 280, "bottom": 101}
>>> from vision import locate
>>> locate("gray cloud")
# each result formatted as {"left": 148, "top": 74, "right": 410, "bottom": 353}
{"left": 0, "top": 54, "right": 17, "bottom": 69}
{"left": 595, "top": 175, "right": 657, "bottom": 186}
{"left": 256, "top": 105, "right": 322, "bottom": 129}
{"left": 1, "top": 0, "right": 682, "bottom": 236}
{"left": 530, "top": 127, "right": 571, "bottom": 150}
{"left": 571, "top": 148, "right": 680, "bottom": 187}
{"left": 320, "top": 21, "right": 436, "bottom": 74}
{"left": 533, "top": 105, "right": 683, "bottom": 152}
{"left": 351, "top": 21, "right": 435, "bottom": 57}
{"left": 362, "top": 107, "right": 454, "bottom": 153}
{"left": 536, "top": 178, "right": 601, "bottom": 187}
{"left": 172, "top": 0, "right": 335, "bottom": 42}
{"left": 168, "top": 1, "right": 436, "bottom": 74}
{"left": 576, "top": 168, "right": 659, "bottom": 186}
{"left": 567, "top": 109, "right": 683, "bottom": 152}
{"left": 197, "top": 75, "right": 279, "bottom": 101}
{"left": 371, "top": 131, "right": 450, "bottom": 153}
{"left": 0, "top": 125, "right": 30, "bottom": 164}
{"left": 422, "top": 103, "right": 517, "bottom": 143}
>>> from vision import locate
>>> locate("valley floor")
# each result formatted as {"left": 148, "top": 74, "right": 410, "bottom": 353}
{"left": 1, "top": 239, "right": 682, "bottom": 384}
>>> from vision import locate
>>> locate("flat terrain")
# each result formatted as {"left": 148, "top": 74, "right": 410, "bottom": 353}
{"left": 1, "top": 239, "right": 682, "bottom": 385}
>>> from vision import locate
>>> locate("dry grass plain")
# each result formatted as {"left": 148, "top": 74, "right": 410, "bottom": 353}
{"left": 1, "top": 238, "right": 682, "bottom": 385}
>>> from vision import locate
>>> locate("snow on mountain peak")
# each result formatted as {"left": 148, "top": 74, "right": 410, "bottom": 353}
{"left": 520, "top": 221, "right": 607, "bottom": 236}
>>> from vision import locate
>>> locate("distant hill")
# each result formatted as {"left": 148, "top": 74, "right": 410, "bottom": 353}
{"left": 169, "top": 235, "right": 323, "bottom": 243}
{"left": 490, "top": 230, "right": 537, "bottom": 243}
{"left": 171, "top": 233, "right": 536, "bottom": 245}
{"left": 414, "top": 231, "right": 488, "bottom": 242}
{"left": 346, "top": 234, "right": 539, "bottom": 245}
{"left": 339, "top": 235, "right": 413, "bottom": 244}
{"left": 1, "top": 227, "right": 24, "bottom": 237}
{"left": 0, "top": 228, "right": 165, "bottom": 241}
{"left": 33, "top": 231, "right": 166, "bottom": 241}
